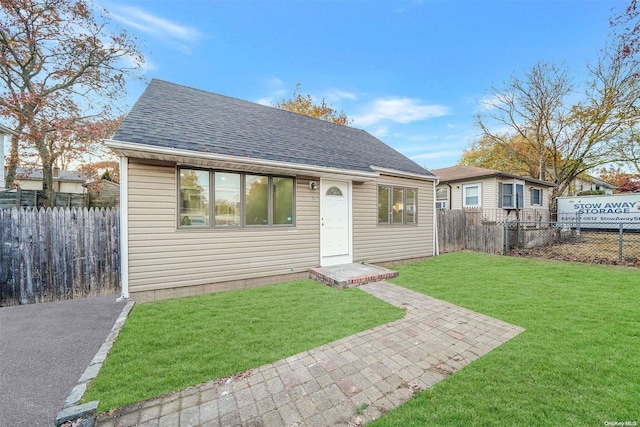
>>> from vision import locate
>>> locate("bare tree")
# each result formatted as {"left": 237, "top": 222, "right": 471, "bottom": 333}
{"left": 476, "top": 52, "right": 640, "bottom": 211}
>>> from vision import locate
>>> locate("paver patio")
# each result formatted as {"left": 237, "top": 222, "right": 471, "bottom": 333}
{"left": 95, "top": 281, "right": 524, "bottom": 427}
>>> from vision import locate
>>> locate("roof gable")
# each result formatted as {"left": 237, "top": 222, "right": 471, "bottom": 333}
{"left": 113, "top": 79, "right": 433, "bottom": 178}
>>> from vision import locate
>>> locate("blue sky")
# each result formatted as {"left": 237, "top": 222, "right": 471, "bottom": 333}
{"left": 104, "top": 0, "right": 623, "bottom": 171}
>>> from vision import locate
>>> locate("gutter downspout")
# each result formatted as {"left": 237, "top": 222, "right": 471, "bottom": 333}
{"left": 116, "top": 155, "right": 129, "bottom": 301}
{"left": 434, "top": 179, "right": 440, "bottom": 257}
{"left": 0, "top": 131, "right": 5, "bottom": 189}
{"left": 446, "top": 183, "right": 453, "bottom": 209}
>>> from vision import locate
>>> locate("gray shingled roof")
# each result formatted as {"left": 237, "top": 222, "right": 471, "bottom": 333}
{"left": 7, "top": 167, "right": 88, "bottom": 182}
{"left": 114, "top": 79, "right": 433, "bottom": 177}
{"left": 432, "top": 165, "right": 555, "bottom": 187}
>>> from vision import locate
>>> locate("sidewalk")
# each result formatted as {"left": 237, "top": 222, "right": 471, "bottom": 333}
{"left": 96, "top": 282, "right": 524, "bottom": 426}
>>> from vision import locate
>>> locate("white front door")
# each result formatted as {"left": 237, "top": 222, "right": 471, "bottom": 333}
{"left": 320, "top": 179, "right": 352, "bottom": 266}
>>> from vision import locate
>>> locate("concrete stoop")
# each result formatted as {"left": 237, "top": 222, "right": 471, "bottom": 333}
{"left": 309, "top": 263, "right": 399, "bottom": 289}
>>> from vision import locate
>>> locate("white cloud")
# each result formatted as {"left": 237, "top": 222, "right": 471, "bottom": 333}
{"left": 369, "top": 125, "right": 389, "bottom": 138}
{"left": 254, "top": 97, "right": 273, "bottom": 106}
{"left": 410, "top": 150, "right": 463, "bottom": 160}
{"left": 265, "top": 77, "right": 285, "bottom": 89}
{"left": 478, "top": 93, "right": 509, "bottom": 111}
{"left": 108, "top": 4, "right": 203, "bottom": 54}
{"left": 326, "top": 89, "right": 358, "bottom": 103}
{"left": 353, "top": 98, "right": 449, "bottom": 127}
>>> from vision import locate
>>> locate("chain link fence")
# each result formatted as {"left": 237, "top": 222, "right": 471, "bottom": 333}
{"left": 505, "top": 220, "right": 640, "bottom": 267}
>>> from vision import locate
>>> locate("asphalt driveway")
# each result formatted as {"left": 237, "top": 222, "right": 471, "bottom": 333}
{"left": 0, "top": 295, "right": 126, "bottom": 427}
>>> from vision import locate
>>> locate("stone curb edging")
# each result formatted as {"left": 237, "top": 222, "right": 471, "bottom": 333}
{"left": 54, "top": 299, "right": 135, "bottom": 427}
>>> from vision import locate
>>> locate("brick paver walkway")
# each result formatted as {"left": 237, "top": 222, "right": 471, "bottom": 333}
{"left": 95, "top": 281, "right": 524, "bottom": 427}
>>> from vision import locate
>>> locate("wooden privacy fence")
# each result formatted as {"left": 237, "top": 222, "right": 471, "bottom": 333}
{"left": 0, "top": 188, "right": 88, "bottom": 209}
{"left": 0, "top": 207, "right": 120, "bottom": 306}
{"left": 437, "top": 209, "right": 505, "bottom": 255}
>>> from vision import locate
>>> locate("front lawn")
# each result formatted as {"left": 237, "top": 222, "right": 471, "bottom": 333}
{"left": 85, "top": 280, "right": 404, "bottom": 411}
{"left": 372, "top": 251, "right": 639, "bottom": 426}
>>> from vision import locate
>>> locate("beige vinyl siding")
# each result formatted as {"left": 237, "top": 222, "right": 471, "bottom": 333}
{"left": 59, "top": 181, "right": 85, "bottom": 194}
{"left": 446, "top": 177, "right": 497, "bottom": 209}
{"left": 439, "top": 178, "right": 552, "bottom": 222}
{"left": 127, "top": 160, "right": 319, "bottom": 293}
{"left": 353, "top": 175, "right": 434, "bottom": 263}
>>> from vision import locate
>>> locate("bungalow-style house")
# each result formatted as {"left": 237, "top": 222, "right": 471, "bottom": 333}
{"left": 5, "top": 167, "right": 88, "bottom": 194}
{"left": 107, "top": 79, "right": 437, "bottom": 302}
{"left": 432, "top": 165, "right": 555, "bottom": 223}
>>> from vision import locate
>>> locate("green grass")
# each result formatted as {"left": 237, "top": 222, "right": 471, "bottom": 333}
{"left": 371, "top": 251, "right": 640, "bottom": 427}
{"left": 84, "top": 279, "right": 404, "bottom": 411}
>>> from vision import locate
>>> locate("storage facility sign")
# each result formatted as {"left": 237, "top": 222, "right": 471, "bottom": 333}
{"left": 557, "top": 194, "right": 640, "bottom": 229}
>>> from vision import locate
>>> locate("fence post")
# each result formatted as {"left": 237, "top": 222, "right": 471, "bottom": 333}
{"left": 619, "top": 224, "right": 623, "bottom": 263}
{"left": 504, "top": 219, "right": 509, "bottom": 255}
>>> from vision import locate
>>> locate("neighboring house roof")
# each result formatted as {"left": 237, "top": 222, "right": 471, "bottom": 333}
{"left": 0, "top": 124, "right": 17, "bottom": 135}
{"left": 111, "top": 79, "right": 434, "bottom": 178}
{"left": 432, "top": 165, "right": 555, "bottom": 187}
{"left": 581, "top": 175, "right": 617, "bottom": 189}
{"left": 8, "top": 167, "right": 88, "bottom": 183}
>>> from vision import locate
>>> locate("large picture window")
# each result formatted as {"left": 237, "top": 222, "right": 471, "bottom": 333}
{"left": 378, "top": 185, "right": 418, "bottom": 225}
{"left": 179, "top": 168, "right": 295, "bottom": 228}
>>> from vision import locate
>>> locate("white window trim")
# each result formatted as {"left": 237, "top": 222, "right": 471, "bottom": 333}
{"left": 500, "top": 181, "right": 525, "bottom": 209}
{"left": 462, "top": 183, "right": 482, "bottom": 208}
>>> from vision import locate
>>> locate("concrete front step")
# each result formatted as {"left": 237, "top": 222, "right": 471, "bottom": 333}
{"left": 309, "top": 263, "right": 399, "bottom": 289}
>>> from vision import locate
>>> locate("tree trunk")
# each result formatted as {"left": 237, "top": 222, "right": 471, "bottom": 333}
{"left": 41, "top": 160, "right": 55, "bottom": 208}
{"left": 5, "top": 132, "right": 21, "bottom": 188}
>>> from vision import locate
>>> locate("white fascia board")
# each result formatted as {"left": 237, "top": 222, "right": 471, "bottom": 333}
{"left": 118, "top": 156, "right": 129, "bottom": 299}
{"left": 104, "top": 139, "right": 380, "bottom": 180}
{"left": 370, "top": 166, "right": 438, "bottom": 181}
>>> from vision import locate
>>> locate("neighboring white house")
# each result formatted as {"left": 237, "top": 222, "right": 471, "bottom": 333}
{"left": 432, "top": 165, "right": 556, "bottom": 222}
{"left": 0, "top": 124, "right": 18, "bottom": 190}
{"left": 567, "top": 174, "right": 617, "bottom": 195}
{"left": 4, "top": 167, "right": 88, "bottom": 194}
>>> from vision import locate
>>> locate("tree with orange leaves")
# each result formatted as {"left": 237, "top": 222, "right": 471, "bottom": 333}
{"left": 0, "top": 0, "right": 144, "bottom": 206}
{"left": 274, "top": 84, "right": 352, "bottom": 126}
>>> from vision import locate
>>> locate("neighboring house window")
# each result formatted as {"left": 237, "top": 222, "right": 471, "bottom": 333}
{"left": 463, "top": 183, "right": 481, "bottom": 208}
{"left": 179, "top": 168, "right": 294, "bottom": 228}
{"left": 500, "top": 182, "right": 524, "bottom": 209}
{"left": 378, "top": 185, "right": 418, "bottom": 224}
{"left": 530, "top": 188, "right": 542, "bottom": 206}
{"left": 436, "top": 188, "right": 448, "bottom": 209}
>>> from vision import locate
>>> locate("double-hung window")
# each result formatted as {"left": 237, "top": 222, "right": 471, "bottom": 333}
{"left": 530, "top": 188, "right": 542, "bottom": 206}
{"left": 500, "top": 182, "right": 524, "bottom": 209}
{"left": 463, "top": 183, "right": 481, "bottom": 208}
{"left": 378, "top": 185, "right": 417, "bottom": 224}
{"left": 179, "top": 168, "right": 294, "bottom": 228}
{"left": 436, "top": 188, "right": 448, "bottom": 209}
